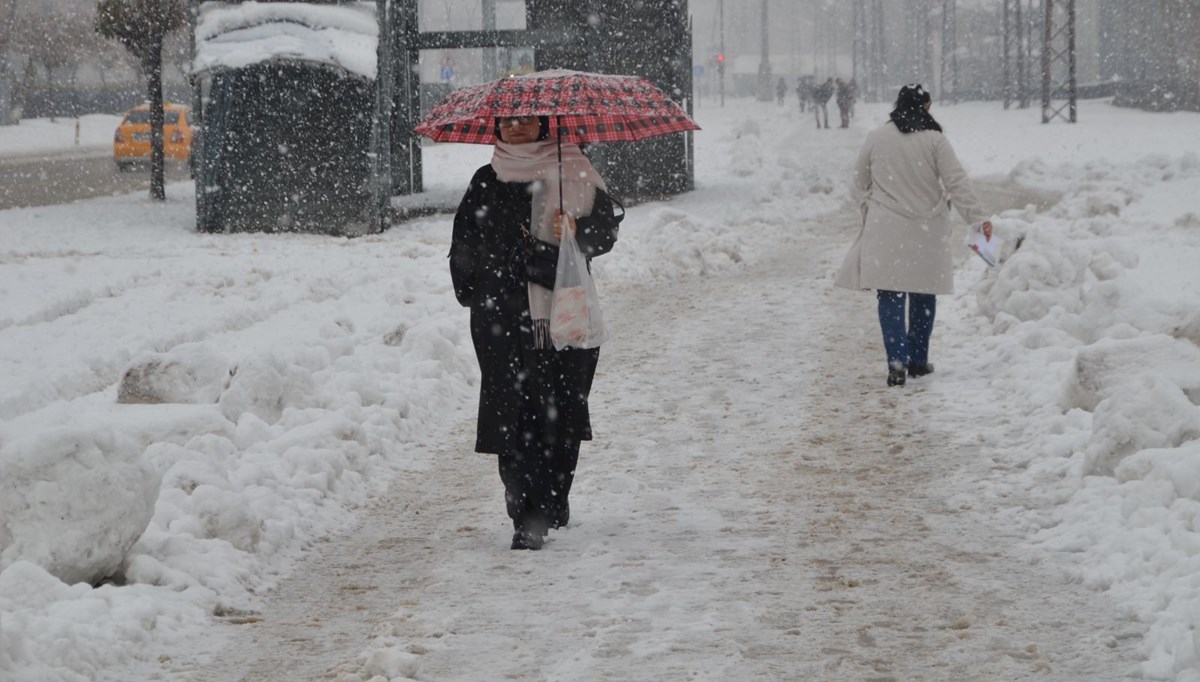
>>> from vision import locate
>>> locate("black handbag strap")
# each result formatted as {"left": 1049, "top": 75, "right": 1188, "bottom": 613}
{"left": 610, "top": 196, "right": 626, "bottom": 224}
{"left": 599, "top": 189, "right": 625, "bottom": 225}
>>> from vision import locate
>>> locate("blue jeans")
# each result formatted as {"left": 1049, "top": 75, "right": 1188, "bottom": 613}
{"left": 877, "top": 290, "right": 936, "bottom": 371}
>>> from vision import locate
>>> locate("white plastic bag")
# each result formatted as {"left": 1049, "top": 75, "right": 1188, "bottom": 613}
{"left": 550, "top": 219, "right": 608, "bottom": 350}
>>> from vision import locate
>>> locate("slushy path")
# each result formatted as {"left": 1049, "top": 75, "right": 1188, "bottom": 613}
{"left": 172, "top": 183, "right": 1138, "bottom": 682}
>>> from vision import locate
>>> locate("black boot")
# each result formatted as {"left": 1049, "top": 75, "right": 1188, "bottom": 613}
{"left": 887, "top": 367, "right": 907, "bottom": 387}
{"left": 510, "top": 530, "right": 544, "bottom": 550}
{"left": 551, "top": 498, "right": 569, "bottom": 529}
{"left": 907, "top": 363, "right": 935, "bottom": 378}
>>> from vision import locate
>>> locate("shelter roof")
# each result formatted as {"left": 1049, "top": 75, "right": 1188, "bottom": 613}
{"left": 194, "top": 1, "right": 377, "bottom": 79}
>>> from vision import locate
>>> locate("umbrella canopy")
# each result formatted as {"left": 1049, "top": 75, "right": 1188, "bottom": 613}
{"left": 415, "top": 69, "right": 700, "bottom": 144}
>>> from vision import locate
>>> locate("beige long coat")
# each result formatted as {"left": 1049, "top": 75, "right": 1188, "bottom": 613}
{"left": 834, "top": 122, "right": 983, "bottom": 295}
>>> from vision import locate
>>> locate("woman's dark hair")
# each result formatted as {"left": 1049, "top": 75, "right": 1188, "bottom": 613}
{"left": 493, "top": 116, "right": 552, "bottom": 141}
{"left": 890, "top": 84, "right": 943, "bottom": 134}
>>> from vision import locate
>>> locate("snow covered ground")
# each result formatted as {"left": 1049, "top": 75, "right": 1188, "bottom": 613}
{"left": 0, "top": 115, "right": 124, "bottom": 159}
{"left": 2, "top": 96, "right": 1199, "bottom": 681}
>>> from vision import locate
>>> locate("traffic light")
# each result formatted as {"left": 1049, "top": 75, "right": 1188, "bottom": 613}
{"left": 716, "top": 53, "right": 725, "bottom": 64}
{"left": 716, "top": 53, "right": 725, "bottom": 77}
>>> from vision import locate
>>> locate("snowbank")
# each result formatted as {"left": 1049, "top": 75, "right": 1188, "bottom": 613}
{"left": 0, "top": 428, "right": 160, "bottom": 585}
{"left": 0, "top": 115, "right": 123, "bottom": 158}
{"left": 968, "top": 146, "right": 1200, "bottom": 680}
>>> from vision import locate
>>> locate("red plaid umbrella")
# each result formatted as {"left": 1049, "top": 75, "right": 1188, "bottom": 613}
{"left": 415, "top": 69, "right": 700, "bottom": 144}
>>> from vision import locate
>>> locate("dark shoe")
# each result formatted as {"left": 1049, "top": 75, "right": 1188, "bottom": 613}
{"left": 510, "top": 530, "right": 544, "bottom": 550}
{"left": 887, "top": 368, "right": 907, "bottom": 387}
{"left": 550, "top": 500, "right": 569, "bottom": 530}
{"left": 907, "top": 363, "right": 935, "bottom": 378}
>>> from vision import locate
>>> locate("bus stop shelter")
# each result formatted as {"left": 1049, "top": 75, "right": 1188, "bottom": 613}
{"left": 192, "top": 2, "right": 377, "bottom": 235}
{"left": 189, "top": 0, "right": 695, "bottom": 234}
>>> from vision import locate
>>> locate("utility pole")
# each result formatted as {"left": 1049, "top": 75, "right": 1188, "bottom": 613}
{"left": 871, "top": 0, "right": 885, "bottom": 101}
{"left": 940, "top": 0, "right": 957, "bottom": 103}
{"left": 1015, "top": 0, "right": 1027, "bottom": 107}
{"left": 719, "top": 0, "right": 725, "bottom": 107}
{"left": 481, "top": 0, "right": 496, "bottom": 79}
{"left": 757, "top": 0, "right": 771, "bottom": 101}
{"left": 852, "top": 0, "right": 864, "bottom": 85}
{"left": 1003, "top": 0, "right": 1014, "bottom": 108}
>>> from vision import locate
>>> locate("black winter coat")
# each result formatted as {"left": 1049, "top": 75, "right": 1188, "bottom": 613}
{"left": 449, "top": 164, "right": 621, "bottom": 455}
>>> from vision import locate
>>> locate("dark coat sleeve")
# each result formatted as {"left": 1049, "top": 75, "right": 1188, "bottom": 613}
{"left": 449, "top": 168, "right": 488, "bottom": 307}
{"left": 574, "top": 188, "right": 623, "bottom": 258}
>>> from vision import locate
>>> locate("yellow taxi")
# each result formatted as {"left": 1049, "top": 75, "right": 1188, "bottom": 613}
{"left": 113, "top": 102, "right": 194, "bottom": 171}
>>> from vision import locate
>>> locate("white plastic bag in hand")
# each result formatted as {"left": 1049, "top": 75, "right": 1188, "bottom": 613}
{"left": 965, "top": 221, "right": 1000, "bottom": 267}
{"left": 550, "top": 217, "right": 608, "bottom": 350}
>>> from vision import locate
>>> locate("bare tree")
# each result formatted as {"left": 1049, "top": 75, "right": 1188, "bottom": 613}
{"left": 0, "top": 0, "right": 20, "bottom": 121}
{"left": 96, "top": 0, "right": 186, "bottom": 201}
{"left": 0, "top": 0, "right": 16, "bottom": 72}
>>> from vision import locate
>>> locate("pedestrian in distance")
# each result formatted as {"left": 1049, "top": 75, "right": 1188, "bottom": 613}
{"left": 847, "top": 78, "right": 859, "bottom": 119}
{"left": 776, "top": 77, "right": 787, "bottom": 106}
{"left": 834, "top": 85, "right": 993, "bottom": 387}
{"left": 812, "top": 77, "right": 834, "bottom": 129}
{"left": 835, "top": 78, "right": 854, "bottom": 128}
{"left": 450, "top": 115, "right": 623, "bottom": 549}
{"left": 796, "top": 76, "right": 812, "bottom": 113}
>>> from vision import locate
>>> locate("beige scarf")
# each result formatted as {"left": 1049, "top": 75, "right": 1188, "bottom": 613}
{"left": 491, "top": 139, "right": 606, "bottom": 347}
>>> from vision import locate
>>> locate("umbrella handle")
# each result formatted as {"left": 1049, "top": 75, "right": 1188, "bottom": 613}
{"left": 557, "top": 114, "right": 563, "bottom": 215}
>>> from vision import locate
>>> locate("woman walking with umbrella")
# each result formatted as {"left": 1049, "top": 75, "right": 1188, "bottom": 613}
{"left": 834, "top": 84, "right": 993, "bottom": 387}
{"left": 423, "top": 70, "right": 698, "bottom": 550}
{"left": 448, "top": 115, "right": 618, "bottom": 550}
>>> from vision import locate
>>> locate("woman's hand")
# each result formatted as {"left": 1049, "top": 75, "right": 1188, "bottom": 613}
{"left": 982, "top": 220, "right": 994, "bottom": 240}
{"left": 553, "top": 211, "right": 577, "bottom": 240}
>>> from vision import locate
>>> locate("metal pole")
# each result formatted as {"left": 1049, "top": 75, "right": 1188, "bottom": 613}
{"left": 719, "top": 0, "right": 725, "bottom": 107}
{"left": 482, "top": 0, "right": 496, "bottom": 79}
{"left": 1041, "top": 0, "right": 1052, "bottom": 122}
{"left": 1067, "top": 0, "right": 1076, "bottom": 122}
{"left": 1003, "top": 0, "right": 1012, "bottom": 108}
{"left": 1016, "top": 0, "right": 1027, "bottom": 107}
{"left": 852, "top": 0, "right": 864, "bottom": 88}
{"left": 188, "top": 0, "right": 205, "bottom": 230}
{"left": 940, "top": 0, "right": 957, "bottom": 104}
{"left": 373, "top": 0, "right": 394, "bottom": 230}
{"left": 391, "top": 0, "right": 421, "bottom": 194}
{"left": 873, "top": 0, "right": 885, "bottom": 100}
{"left": 757, "top": 0, "right": 770, "bottom": 101}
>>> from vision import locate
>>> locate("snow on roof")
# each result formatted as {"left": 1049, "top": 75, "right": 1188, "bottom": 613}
{"left": 194, "top": 1, "right": 378, "bottom": 80}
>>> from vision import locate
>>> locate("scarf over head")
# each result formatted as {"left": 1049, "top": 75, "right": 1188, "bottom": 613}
{"left": 890, "top": 84, "right": 943, "bottom": 134}
{"left": 491, "top": 138, "right": 607, "bottom": 348}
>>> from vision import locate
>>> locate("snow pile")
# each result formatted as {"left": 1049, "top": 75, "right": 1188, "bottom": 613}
{"left": 0, "top": 561, "right": 210, "bottom": 682}
{"left": 969, "top": 152, "right": 1200, "bottom": 679}
{"left": 0, "top": 428, "right": 160, "bottom": 585}
{"left": 195, "top": 1, "right": 378, "bottom": 79}
{"left": 118, "top": 343, "right": 232, "bottom": 405}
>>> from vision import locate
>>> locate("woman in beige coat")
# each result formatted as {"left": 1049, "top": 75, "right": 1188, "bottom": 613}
{"left": 834, "top": 84, "right": 993, "bottom": 387}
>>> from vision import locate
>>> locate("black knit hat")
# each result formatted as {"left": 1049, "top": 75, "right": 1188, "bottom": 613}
{"left": 897, "top": 84, "right": 931, "bottom": 107}
{"left": 890, "top": 84, "right": 942, "bottom": 134}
